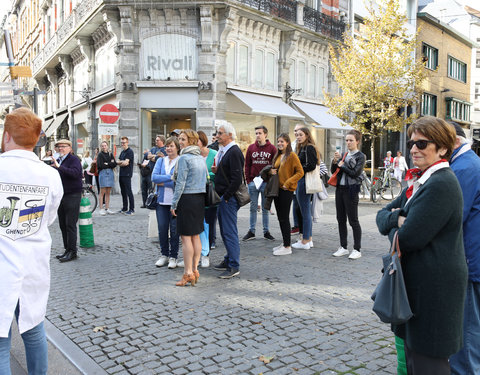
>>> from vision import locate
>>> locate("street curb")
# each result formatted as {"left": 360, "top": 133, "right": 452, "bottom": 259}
{"left": 45, "top": 320, "right": 107, "bottom": 375}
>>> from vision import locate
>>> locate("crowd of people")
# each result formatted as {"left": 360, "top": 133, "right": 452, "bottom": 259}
{"left": 1, "top": 108, "right": 479, "bottom": 374}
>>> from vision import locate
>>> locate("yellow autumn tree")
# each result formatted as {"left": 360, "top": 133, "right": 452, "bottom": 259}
{"left": 325, "top": 0, "right": 427, "bottom": 184}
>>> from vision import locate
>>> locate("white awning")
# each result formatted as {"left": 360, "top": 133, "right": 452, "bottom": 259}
{"left": 42, "top": 118, "right": 54, "bottom": 132}
{"left": 227, "top": 90, "right": 304, "bottom": 119}
{"left": 292, "top": 101, "right": 352, "bottom": 130}
{"left": 45, "top": 113, "right": 69, "bottom": 137}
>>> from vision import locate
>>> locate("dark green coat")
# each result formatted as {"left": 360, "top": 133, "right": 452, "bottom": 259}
{"left": 376, "top": 167, "right": 467, "bottom": 358}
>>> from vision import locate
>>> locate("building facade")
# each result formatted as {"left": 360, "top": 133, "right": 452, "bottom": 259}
{"left": 3, "top": 0, "right": 351, "bottom": 185}
{"left": 417, "top": 12, "right": 473, "bottom": 132}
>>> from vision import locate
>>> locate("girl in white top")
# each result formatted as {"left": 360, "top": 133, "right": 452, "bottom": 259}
{"left": 393, "top": 150, "right": 409, "bottom": 181}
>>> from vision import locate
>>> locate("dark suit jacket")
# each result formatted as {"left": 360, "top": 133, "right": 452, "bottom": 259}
{"left": 57, "top": 153, "right": 83, "bottom": 194}
{"left": 214, "top": 144, "right": 244, "bottom": 202}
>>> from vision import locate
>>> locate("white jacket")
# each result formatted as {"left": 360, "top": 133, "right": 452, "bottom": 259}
{"left": 393, "top": 156, "right": 409, "bottom": 172}
{"left": 0, "top": 150, "right": 63, "bottom": 337}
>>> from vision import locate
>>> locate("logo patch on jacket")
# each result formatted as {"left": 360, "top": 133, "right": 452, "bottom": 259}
{"left": 0, "top": 183, "right": 49, "bottom": 240}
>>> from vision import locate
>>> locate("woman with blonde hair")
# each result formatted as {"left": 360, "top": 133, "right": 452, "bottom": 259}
{"left": 171, "top": 130, "right": 207, "bottom": 286}
{"left": 97, "top": 141, "right": 117, "bottom": 215}
{"left": 292, "top": 127, "right": 319, "bottom": 249}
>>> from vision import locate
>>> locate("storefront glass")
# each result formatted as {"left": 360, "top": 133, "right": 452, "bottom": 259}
{"left": 225, "top": 112, "right": 275, "bottom": 154}
{"left": 141, "top": 108, "right": 195, "bottom": 151}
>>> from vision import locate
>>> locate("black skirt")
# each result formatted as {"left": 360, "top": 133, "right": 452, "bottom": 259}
{"left": 176, "top": 193, "right": 205, "bottom": 235}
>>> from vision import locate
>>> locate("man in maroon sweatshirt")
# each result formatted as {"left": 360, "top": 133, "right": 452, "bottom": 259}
{"left": 243, "top": 125, "right": 277, "bottom": 241}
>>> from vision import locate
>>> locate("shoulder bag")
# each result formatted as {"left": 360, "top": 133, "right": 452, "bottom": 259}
{"left": 145, "top": 186, "right": 158, "bottom": 209}
{"left": 328, "top": 152, "right": 347, "bottom": 187}
{"left": 371, "top": 231, "right": 413, "bottom": 325}
{"left": 205, "top": 175, "right": 221, "bottom": 207}
{"left": 304, "top": 146, "right": 322, "bottom": 194}
{"left": 219, "top": 163, "right": 251, "bottom": 207}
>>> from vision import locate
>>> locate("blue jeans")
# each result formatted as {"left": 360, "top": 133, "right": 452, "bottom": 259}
{"left": 248, "top": 181, "right": 269, "bottom": 234}
{"left": 0, "top": 304, "right": 48, "bottom": 375}
{"left": 295, "top": 178, "right": 313, "bottom": 239}
{"left": 450, "top": 280, "right": 480, "bottom": 375}
{"left": 156, "top": 204, "right": 179, "bottom": 259}
{"left": 218, "top": 196, "right": 240, "bottom": 270}
{"left": 292, "top": 194, "right": 300, "bottom": 228}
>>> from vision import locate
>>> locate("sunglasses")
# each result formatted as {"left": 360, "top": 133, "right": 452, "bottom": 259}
{"left": 406, "top": 139, "right": 435, "bottom": 150}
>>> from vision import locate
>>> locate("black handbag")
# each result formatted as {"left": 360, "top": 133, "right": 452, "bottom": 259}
{"left": 219, "top": 163, "right": 250, "bottom": 208}
{"left": 205, "top": 179, "right": 221, "bottom": 207}
{"left": 371, "top": 231, "right": 413, "bottom": 324}
{"left": 145, "top": 187, "right": 158, "bottom": 210}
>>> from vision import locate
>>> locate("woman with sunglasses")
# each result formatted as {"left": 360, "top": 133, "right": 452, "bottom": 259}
{"left": 376, "top": 117, "right": 467, "bottom": 375}
{"left": 331, "top": 129, "right": 365, "bottom": 260}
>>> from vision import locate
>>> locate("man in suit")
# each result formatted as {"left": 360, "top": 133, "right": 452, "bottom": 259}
{"left": 117, "top": 136, "right": 135, "bottom": 215}
{"left": 52, "top": 139, "right": 83, "bottom": 262}
{"left": 211, "top": 122, "right": 244, "bottom": 279}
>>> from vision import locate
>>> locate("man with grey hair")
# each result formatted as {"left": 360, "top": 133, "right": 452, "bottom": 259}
{"left": 449, "top": 122, "right": 480, "bottom": 375}
{"left": 211, "top": 122, "right": 245, "bottom": 279}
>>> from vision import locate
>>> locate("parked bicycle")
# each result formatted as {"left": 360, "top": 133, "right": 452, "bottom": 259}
{"left": 373, "top": 167, "right": 402, "bottom": 201}
{"left": 81, "top": 182, "right": 98, "bottom": 214}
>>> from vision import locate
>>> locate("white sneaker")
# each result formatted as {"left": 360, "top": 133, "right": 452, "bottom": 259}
{"left": 201, "top": 256, "right": 210, "bottom": 268}
{"left": 273, "top": 244, "right": 283, "bottom": 251}
{"left": 106, "top": 209, "right": 115, "bottom": 214}
{"left": 292, "top": 240, "right": 311, "bottom": 250}
{"left": 333, "top": 247, "right": 349, "bottom": 257}
{"left": 99, "top": 209, "right": 106, "bottom": 216}
{"left": 273, "top": 246, "right": 292, "bottom": 256}
{"left": 177, "top": 260, "right": 184, "bottom": 267}
{"left": 348, "top": 250, "right": 362, "bottom": 260}
{"left": 155, "top": 255, "right": 168, "bottom": 267}
{"left": 309, "top": 241, "right": 314, "bottom": 248}
{"left": 167, "top": 258, "right": 177, "bottom": 268}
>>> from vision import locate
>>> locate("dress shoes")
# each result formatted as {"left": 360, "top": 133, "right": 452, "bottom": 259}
{"left": 59, "top": 251, "right": 78, "bottom": 263}
{"left": 55, "top": 250, "right": 68, "bottom": 259}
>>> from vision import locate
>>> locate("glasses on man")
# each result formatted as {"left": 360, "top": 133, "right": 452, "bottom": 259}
{"left": 57, "top": 145, "right": 70, "bottom": 149}
{"left": 406, "top": 139, "right": 435, "bottom": 150}
{"left": 217, "top": 131, "right": 225, "bottom": 135}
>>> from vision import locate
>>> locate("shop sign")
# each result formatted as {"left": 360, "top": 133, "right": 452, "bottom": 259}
{"left": 98, "top": 123, "right": 119, "bottom": 136}
{"left": 141, "top": 34, "right": 198, "bottom": 80}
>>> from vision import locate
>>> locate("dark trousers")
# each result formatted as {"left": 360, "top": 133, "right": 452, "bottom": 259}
{"left": 119, "top": 176, "right": 134, "bottom": 211}
{"left": 84, "top": 171, "right": 93, "bottom": 185}
{"left": 94, "top": 175, "right": 100, "bottom": 194}
{"left": 274, "top": 189, "right": 293, "bottom": 247}
{"left": 405, "top": 344, "right": 450, "bottom": 375}
{"left": 141, "top": 174, "right": 151, "bottom": 206}
{"left": 205, "top": 205, "right": 218, "bottom": 250}
{"left": 58, "top": 192, "right": 81, "bottom": 252}
{"left": 335, "top": 186, "right": 361, "bottom": 250}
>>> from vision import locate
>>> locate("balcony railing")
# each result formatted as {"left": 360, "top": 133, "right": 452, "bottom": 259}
{"left": 236, "top": 0, "right": 297, "bottom": 24}
{"left": 303, "top": 6, "right": 346, "bottom": 41}
{"left": 32, "top": 0, "right": 103, "bottom": 75}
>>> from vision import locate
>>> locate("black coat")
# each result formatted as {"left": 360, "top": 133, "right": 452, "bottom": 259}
{"left": 376, "top": 167, "right": 467, "bottom": 358}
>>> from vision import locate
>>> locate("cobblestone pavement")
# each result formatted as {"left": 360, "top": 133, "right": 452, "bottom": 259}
{"left": 46, "top": 192, "right": 398, "bottom": 375}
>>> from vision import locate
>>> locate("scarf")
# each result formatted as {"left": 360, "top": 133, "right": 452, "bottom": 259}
{"left": 405, "top": 159, "right": 447, "bottom": 199}
{"left": 172, "top": 145, "right": 201, "bottom": 181}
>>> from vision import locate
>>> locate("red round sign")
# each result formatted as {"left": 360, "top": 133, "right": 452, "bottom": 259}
{"left": 99, "top": 104, "right": 119, "bottom": 124}
{"left": 77, "top": 139, "right": 84, "bottom": 147}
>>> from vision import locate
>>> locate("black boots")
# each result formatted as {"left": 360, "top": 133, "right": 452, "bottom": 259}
{"left": 55, "top": 250, "right": 68, "bottom": 259}
{"left": 58, "top": 250, "right": 77, "bottom": 263}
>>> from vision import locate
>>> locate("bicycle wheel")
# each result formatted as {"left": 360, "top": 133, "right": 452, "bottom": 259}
{"left": 380, "top": 178, "right": 402, "bottom": 200}
{"left": 371, "top": 187, "right": 379, "bottom": 203}
{"left": 82, "top": 187, "right": 98, "bottom": 213}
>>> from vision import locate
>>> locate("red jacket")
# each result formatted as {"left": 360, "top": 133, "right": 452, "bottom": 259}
{"left": 244, "top": 140, "right": 277, "bottom": 183}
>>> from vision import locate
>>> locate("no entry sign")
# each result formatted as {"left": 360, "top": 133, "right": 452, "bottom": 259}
{"left": 99, "top": 104, "right": 119, "bottom": 124}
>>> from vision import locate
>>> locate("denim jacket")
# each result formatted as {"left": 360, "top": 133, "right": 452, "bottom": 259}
{"left": 171, "top": 146, "right": 207, "bottom": 210}
{"left": 151, "top": 156, "right": 179, "bottom": 205}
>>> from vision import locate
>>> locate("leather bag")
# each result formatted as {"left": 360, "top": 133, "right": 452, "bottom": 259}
{"left": 371, "top": 231, "right": 413, "bottom": 325}
{"left": 145, "top": 187, "right": 158, "bottom": 210}
{"left": 219, "top": 164, "right": 251, "bottom": 207}
{"left": 328, "top": 153, "right": 347, "bottom": 187}
{"left": 205, "top": 179, "right": 221, "bottom": 207}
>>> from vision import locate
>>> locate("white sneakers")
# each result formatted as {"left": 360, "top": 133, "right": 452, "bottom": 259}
{"left": 99, "top": 208, "right": 115, "bottom": 215}
{"left": 273, "top": 246, "right": 292, "bottom": 256}
{"left": 348, "top": 250, "right": 362, "bottom": 260}
{"left": 106, "top": 209, "right": 116, "bottom": 214}
{"left": 292, "top": 240, "right": 311, "bottom": 250}
{"left": 167, "top": 258, "right": 177, "bottom": 269}
{"left": 201, "top": 255, "right": 210, "bottom": 268}
{"left": 99, "top": 209, "right": 106, "bottom": 216}
{"left": 273, "top": 244, "right": 283, "bottom": 251}
{"left": 333, "top": 247, "right": 349, "bottom": 257}
{"left": 155, "top": 255, "right": 168, "bottom": 267}
{"left": 332, "top": 247, "right": 362, "bottom": 260}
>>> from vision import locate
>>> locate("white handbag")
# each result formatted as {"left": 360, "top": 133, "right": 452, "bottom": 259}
{"left": 305, "top": 165, "right": 323, "bottom": 194}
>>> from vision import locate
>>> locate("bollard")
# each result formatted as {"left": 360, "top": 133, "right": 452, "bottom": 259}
{"left": 79, "top": 196, "right": 95, "bottom": 248}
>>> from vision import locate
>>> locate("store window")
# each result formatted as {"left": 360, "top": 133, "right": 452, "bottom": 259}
{"left": 287, "top": 119, "right": 326, "bottom": 158}
{"left": 140, "top": 108, "right": 195, "bottom": 152}
{"left": 225, "top": 112, "right": 275, "bottom": 154}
